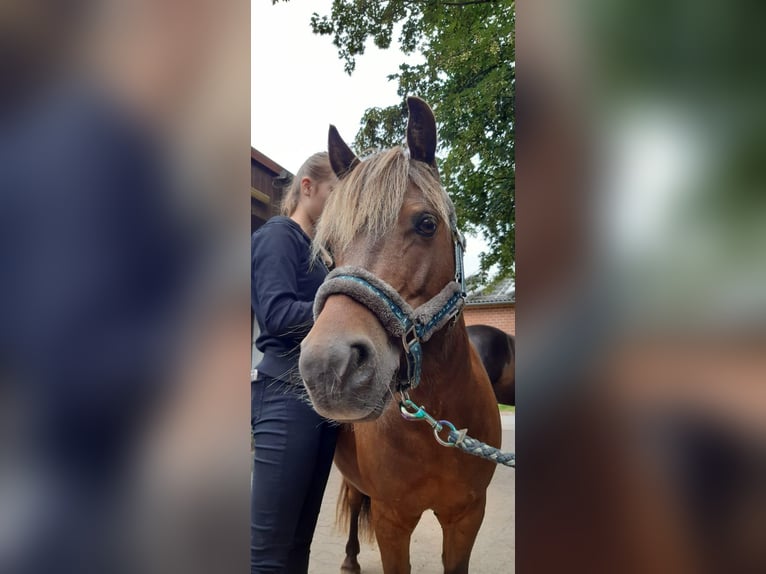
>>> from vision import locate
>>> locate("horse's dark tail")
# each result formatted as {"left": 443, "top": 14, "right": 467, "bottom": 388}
{"left": 336, "top": 478, "right": 374, "bottom": 543}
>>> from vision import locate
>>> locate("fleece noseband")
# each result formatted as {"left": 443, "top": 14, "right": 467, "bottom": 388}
{"left": 313, "top": 225, "right": 467, "bottom": 390}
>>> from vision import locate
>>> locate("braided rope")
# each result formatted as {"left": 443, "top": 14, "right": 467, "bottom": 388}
{"left": 399, "top": 394, "right": 516, "bottom": 468}
{"left": 447, "top": 430, "right": 516, "bottom": 467}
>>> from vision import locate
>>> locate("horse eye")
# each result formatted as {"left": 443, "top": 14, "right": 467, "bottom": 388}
{"left": 415, "top": 214, "right": 438, "bottom": 237}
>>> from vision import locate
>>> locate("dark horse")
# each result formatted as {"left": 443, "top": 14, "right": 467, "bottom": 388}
{"left": 467, "top": 325, "right": 515, "bottom": 405}
{"left": 299, "top": 98, "right": 501, "bottom": 573}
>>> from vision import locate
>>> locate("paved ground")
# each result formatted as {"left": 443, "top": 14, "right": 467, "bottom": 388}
{"left": 309, "top": 414, "right": 515, "bottom": 573}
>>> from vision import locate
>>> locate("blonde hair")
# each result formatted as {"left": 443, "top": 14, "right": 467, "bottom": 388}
{"left": 313, "top": 147, "right": 451, "bottom": 261}
{"left": 280, "top": 151, "right": 334, "bottom": 216}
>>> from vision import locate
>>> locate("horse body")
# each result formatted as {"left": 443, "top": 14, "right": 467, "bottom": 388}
{"left": 332, "top": 325, "right": 499, "bottom": 574}
{"left": 300, "top": 98, "right": 502, "bottom": 573}
{"left": 467, "top": 324, "right": 515, "bottom": 405}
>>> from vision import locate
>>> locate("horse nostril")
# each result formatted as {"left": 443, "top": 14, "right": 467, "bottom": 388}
{"left": 300, "top": 337, "right": 377, "bottom": 385}
{"left": 349, "top": 340, "right": 372, "bottom": 369}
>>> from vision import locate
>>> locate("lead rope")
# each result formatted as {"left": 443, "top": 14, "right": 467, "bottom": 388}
{"left": 399, "top": 391, "right": 515, "bottom": 468}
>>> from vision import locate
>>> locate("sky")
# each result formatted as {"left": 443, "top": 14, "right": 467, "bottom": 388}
{"left": 251, "top": 0, "right": 489, "bottom": 277}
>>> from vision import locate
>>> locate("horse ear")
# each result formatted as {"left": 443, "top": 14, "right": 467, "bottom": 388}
{"left": 406, "top": 96, "right": 437, "bottom": 167}
{"left": 328, "top": 125, "right": 359, "bottom": 179}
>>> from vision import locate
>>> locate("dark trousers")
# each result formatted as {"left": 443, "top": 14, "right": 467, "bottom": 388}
{"left": 251, "top": 374, "right": 338, "bottom": 574}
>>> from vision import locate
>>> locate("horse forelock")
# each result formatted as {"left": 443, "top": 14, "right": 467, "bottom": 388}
{"left": 313, "top": 146, "right": 452, "bottom": 262}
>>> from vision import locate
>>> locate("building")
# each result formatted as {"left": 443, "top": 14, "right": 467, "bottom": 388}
{"left": 251, "top": 147, "right": 291, "bottom": 232}
{"left": 463, "top": 275, "right": 515, "bottom": 335}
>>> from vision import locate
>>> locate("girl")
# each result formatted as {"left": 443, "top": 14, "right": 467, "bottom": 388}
{"left": 250, "top": 152, "right": 338, "bottom": 573}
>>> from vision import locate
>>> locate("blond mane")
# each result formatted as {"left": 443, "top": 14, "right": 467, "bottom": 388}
{"left": 313, "top": 147, "right": 452, "bottom": 262}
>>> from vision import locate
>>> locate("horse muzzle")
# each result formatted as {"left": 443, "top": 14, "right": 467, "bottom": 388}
{"left": 299, "top": 300, "right": 399, "bottom": 421}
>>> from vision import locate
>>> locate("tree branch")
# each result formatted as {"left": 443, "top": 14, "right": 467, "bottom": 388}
{"left": 402, "top": 0, "right": 501, "bottom": 7}
{"left": 441, "top": 0, "right": 500, "bottom": 5}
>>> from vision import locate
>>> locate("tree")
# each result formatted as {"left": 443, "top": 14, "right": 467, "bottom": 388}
{"left": 275, "top": 0, "right": 515, "bottom": 280}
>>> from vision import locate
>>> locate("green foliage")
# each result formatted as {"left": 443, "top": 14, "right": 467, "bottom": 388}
{"left": 355, "top": 102, "right": 408, "bottom": 152}
{"left": 274, "top": 0, "right": 515, "bottom": 279}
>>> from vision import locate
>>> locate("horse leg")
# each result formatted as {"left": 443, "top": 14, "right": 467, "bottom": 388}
{"left": 371, "top": 501, "right": 420, "bottom": 574}
{"left": 436, "top": 495, "right": 487, "bottom": 574}
{"left": 339, "top": 480, "right": 365, "bottom": 574}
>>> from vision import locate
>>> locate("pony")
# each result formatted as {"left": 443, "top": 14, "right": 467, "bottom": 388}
{"left": 299, "top": 97, "right": 502, "bottom": 574}
{"left": 466, "top": 324, "right": 515, "bottom": 406}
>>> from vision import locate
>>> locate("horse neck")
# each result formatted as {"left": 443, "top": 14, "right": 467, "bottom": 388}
{"left": 416, "top": 316, "right": 473, "bottom": 401}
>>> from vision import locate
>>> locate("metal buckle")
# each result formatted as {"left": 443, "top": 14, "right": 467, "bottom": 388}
{"left": 401, "top": 330, "right": 422, "bottom": 389}
{"left": 448, "top": 306, "right": 461, "bottom": 328}
{"left": 402, "top": 324, "right": 418, "bottom": 351}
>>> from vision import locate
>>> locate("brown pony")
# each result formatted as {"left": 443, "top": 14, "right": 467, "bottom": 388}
{"left": 467, "top": 324, "right": 515, "bottom": 405}
{"left": 299, "top": 97, "right": 502, "bottom": 574}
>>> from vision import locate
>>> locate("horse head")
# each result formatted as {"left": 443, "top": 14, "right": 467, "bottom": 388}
{"left": 300, "top": 97, "right": 461, "bottom": 422}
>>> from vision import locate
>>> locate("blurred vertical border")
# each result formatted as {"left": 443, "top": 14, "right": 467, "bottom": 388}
{"left": 0, "top": 1, "right": 250, "bottom": 572}
{"left": 517, "top": 0, "right": 766, "bottom": 572}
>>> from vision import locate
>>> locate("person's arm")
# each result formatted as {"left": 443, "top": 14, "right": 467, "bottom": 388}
{"left": 252, "top": 225, "right": 314, "bottom": 337}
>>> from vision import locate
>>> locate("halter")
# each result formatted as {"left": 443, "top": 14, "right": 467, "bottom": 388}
{"left": 313, "top": 216, "right": 467, "bottom": 391}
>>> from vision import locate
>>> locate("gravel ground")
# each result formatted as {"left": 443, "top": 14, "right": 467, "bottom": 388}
{"left": 308, "top": 414, "right": 515, "bottom": 573}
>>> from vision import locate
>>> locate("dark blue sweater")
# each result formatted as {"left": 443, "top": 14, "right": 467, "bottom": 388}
{"left": 251, "top": 216, "right": 328, "bottom": 383}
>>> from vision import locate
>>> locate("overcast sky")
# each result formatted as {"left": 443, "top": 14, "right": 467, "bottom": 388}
{"left": 251, "top": 0, "right": 489, "bottom": 276}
